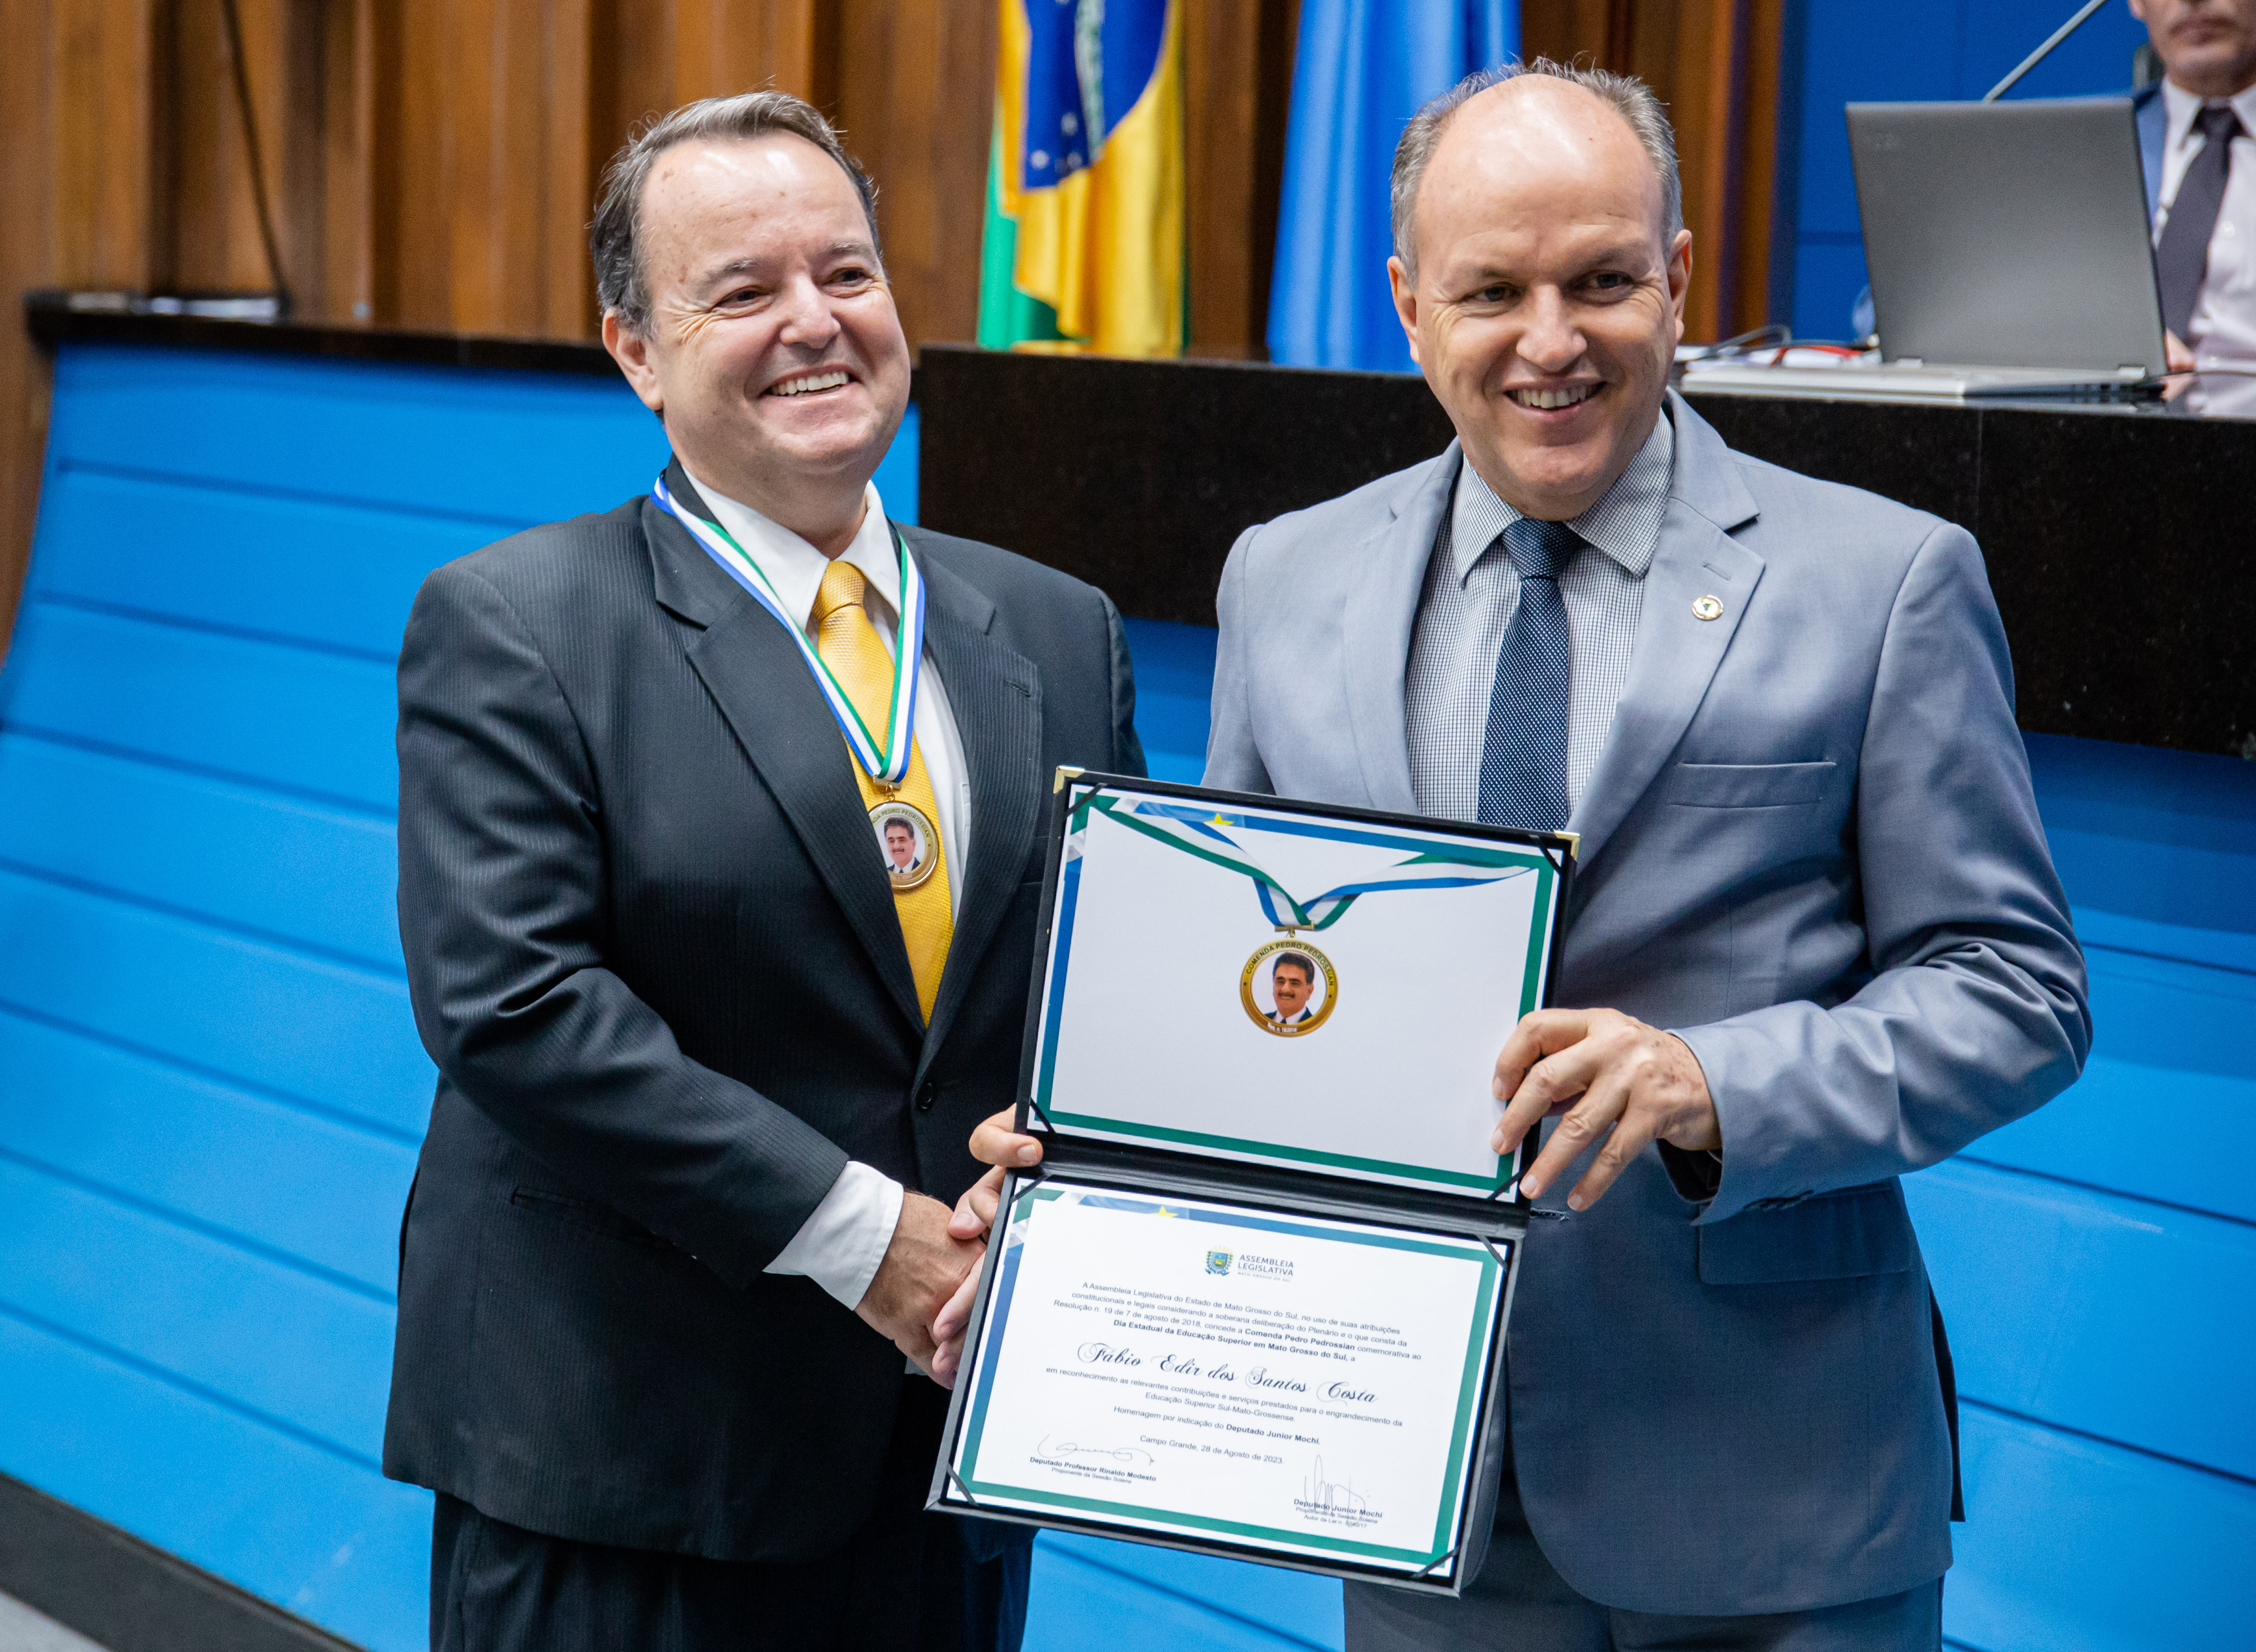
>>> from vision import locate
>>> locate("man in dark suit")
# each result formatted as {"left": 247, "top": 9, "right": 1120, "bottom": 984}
{"left": 385, "top": 90, "right": 1143, "bottom": 1651}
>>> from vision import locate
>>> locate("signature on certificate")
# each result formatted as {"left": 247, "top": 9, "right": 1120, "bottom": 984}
{"left": 1301, "top": 1456, "right": 1367, "bottom": 1511}
{"left": 1034, "top": 1435, "right": 1154, "bottom": 1465}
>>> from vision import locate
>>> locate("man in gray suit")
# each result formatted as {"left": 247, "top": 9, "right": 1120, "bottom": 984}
{"left": 942, "top": 58, "right": 2089, "bottom": 1649}
{"left": 1218, "top": 59, "right": 2088, "bottom": 1649}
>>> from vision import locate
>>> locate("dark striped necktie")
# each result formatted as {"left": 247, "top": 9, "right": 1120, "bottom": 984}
{"left": 2157, "top": 105, "right": 2243, "bottom": 340}
{"left": 1476, "top": 517, "right": 1579, "bottom": 834}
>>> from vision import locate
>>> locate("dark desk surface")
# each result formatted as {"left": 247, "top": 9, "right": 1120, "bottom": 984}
{"left": 916, "top": 346, "right": 2256, "bottom": 762}
{"left": 26, "top": 289, "right": 623, "bottom": 377}
{"left": 24, "top": 299, "right": 2253, "bottom": 761}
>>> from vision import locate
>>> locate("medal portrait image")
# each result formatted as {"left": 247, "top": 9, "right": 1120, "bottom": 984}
{"left": 869, "top": 799, "right": 937, "bottom": 890}
{"left": 1241, "top": 940, "right": 1337, "bottom": 1037}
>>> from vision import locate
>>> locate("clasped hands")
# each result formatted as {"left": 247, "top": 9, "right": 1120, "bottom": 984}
{"left": 895, "top": 1006, "right": 1719, "bottom": 1388}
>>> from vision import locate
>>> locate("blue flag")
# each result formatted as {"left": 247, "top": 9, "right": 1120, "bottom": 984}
{"left": 1268, "top": 1, "right": 1517, "bottom": 372}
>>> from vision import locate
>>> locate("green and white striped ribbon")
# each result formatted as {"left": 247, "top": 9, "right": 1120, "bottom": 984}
{"left": 1071, "top": 794, "right": 1532, "bottom": 932}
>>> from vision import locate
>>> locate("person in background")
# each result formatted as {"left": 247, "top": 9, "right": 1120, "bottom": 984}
{"left": 386, "top": 90, "right": 1142, "bottom": 1652}
{"left": 2132, "top": 0, "right": 2256, "bottom": 409}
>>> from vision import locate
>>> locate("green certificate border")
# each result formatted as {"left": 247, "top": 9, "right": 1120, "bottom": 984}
{"left": 952, "top": 1183, "right": 1505, "bottom": 1571}
{"left": 1032, "top": 786, "right": 1558, "bottom": 1193}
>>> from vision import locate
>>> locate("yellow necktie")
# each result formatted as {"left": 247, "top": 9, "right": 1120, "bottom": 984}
{"left": 812, "top": 558, "right": 955, "bottom": 1023}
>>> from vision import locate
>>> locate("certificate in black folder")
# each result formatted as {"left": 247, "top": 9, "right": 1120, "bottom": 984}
{"left": 930, "top": 774, "right": 1573, "bottom": 1595}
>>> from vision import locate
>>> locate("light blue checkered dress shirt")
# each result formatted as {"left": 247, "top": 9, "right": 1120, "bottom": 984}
{"left": 1405, "top": 409, "right": 1676, "bottom": 822}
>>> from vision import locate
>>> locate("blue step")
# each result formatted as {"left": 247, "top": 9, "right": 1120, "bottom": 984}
{"left": 2, "top": 600, "right": 400, "bottom": 813}
{"left": 29, "top": 464, "right": 492, "bottom": 660}
{"left": 0, "top": 732, "right": 402, "bottom": 972}
{"left": 0, "top": 1007, "right": 414, "bottom": 1295}
{"left": 0, "top": 866, "right": 433, "bottom": 1139}
{"left": 1028, "top": 1530, "right": 1342, "bottom": 1652}
{"left": 1908, "top": 1159, "right": 2256, "bottom": 1479}
{"left": 0, "top": 1306, "right": 430, "bottom": 1652}
{"left": 1946, "top": 1403, "right": 2256, "bottom": 1652}
{"left": 0, "top": 1155, "right": 396, "bottom": 1461}
{"left": 45, "top": 346, "right": 666, "bottom": 526}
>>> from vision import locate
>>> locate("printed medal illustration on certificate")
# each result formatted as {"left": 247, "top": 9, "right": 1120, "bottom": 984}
{"left": 1027, "top": 779, "right": 1568, "bottom": 1194}
{"left": 933, "top": 774, "right": 1566, "bottom": 1592}
{"left": 1243, "top": 939, "right": 1334, "bottom": 1036}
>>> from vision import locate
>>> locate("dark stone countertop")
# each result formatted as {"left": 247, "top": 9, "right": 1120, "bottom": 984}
{"left": 916, "top": 345, "right": 2256, "bottom": 761}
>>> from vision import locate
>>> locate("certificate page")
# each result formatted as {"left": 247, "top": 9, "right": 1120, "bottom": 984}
{"left": 949, "top": 1179, "right": 1505, "bottom": 1577}
{"left": 1031, "top": 786, "right": 1561, "bottom": 1194}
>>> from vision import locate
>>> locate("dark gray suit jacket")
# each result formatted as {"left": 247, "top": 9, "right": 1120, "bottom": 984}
{"left": 384, "top": 462, "right": 1144, "bottom": 1562}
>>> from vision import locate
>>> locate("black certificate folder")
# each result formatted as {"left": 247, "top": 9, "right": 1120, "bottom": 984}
{"left": 928, "top": 774, "right": 1573, "bottom": 1595}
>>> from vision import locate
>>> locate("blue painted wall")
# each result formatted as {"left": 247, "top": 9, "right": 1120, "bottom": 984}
{"left": 1776, "top": 0, "right": 2155, "bottom": 338}
{"left": 3, "top": 344, "right": 2251, "bottom": 1652}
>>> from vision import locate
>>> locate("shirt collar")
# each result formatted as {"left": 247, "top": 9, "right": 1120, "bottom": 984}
{"left": 680, "top": 468, "right": 901, "bottom": 634}
{"left": 2162, "top": 78, "right": 2256, "bottom": 149}
{"left": 1447, "top": 404, "right": 1675, "bottom": 587}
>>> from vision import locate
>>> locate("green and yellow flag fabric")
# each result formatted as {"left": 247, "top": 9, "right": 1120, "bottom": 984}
{"left": 978, "top": 0, "right": 1185, "bottom": 356}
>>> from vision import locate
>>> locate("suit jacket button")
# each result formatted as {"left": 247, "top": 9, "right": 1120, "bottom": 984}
{"left": 914, "top": 1079, "right": 938, "bottom": 1113}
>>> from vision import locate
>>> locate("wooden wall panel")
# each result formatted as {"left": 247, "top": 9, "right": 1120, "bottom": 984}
{"left": 831, "top": 0, "right": 993, "bottom": 354}
{"left": 1183, "top": 0, "right": 1294, "bottom": 357}
{"left": 1640, "top": 0, "right": 1747, "bottom": 343}
{"left": 383, "top": 0, "right": 597, "bottom": 339}
{"left": 51, "top": 1, "right": 160, "bottom": 293}
{"left": 1732, "top": 0, "right": 1785, "bottom": 334}
{"left": 322, "top": 0, "right": 378, "bottom": 323}
{"left": 149, "top": 0, "right": 370, "bottom": 321}
{"left": 0, "top": 0, "right": 58, "bottom": 667}
{"left": 161, "top": 0, "right": 268, "bottom": 293}
{"left": 3, "top": 0, "right": 161, "bottom": 666}
{"left": 1521, "top": 0, "right": 1784, "bottom": 340}
{"left": 596, "top": 0, "right": 820, "bottom": 150}
{"left": 2, "top": 0, "right": 1787, "bottom": 660}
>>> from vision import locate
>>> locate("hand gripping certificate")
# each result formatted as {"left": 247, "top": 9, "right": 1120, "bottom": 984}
{"left": 941, "top": 1178, "right": 1508, "bottom": 1578}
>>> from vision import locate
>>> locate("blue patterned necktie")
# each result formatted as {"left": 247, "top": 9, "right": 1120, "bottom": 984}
{"left": 1476, "top": 517, "right": 1579, "bottom": 833}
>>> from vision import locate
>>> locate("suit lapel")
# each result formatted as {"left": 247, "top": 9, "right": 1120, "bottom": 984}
{"left": 646, "top": 461, "right": 742, "bottom": 628}
{"left": 1567, "top": 396, "right": 1765, "bottom": 867}
{"left": 1342, "top": 445, "right": 1458, "bottom": 814}
{"left": 908, "top": 530, "right": 1045, "bottom": 1070}
{"left": 647, "top": 467, "right": 927, "bottom": 1032}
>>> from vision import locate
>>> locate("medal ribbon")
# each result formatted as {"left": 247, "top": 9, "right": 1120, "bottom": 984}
{"left": 1071, "top": 795, "right": 1532, "bottom": 932}
{"left": 652, "top": 474, "right": 923, "bottom": 786}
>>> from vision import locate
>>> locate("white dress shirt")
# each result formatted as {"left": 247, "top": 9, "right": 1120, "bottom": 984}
{"left": 682, "top": 468, "right": 972, "bottom": 1311}
{"left": 2155, "top": 79, "right": 2256, "bottom": 413}
{"left": 1404, "top": 409, "right": 1675, "bottom": 820}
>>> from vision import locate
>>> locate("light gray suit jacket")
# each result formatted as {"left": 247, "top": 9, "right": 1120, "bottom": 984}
{"left": 1204, "top": 392, "right": 2090, "bottom": 1615}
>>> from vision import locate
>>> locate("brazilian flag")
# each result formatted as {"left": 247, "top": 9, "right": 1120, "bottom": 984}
{"left": 979, "top": 0, "right": 1185, "bottom": 356}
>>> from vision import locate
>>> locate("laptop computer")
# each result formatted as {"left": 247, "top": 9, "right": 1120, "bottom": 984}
{"left": 1694, "top": 99, "right": 2168, "bottom": 401}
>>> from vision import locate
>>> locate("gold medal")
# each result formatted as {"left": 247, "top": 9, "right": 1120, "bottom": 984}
{"left": 1240, "top": 938, "right": 1338, "bottom": 1037}
{"left": 869, "top": 798, "right": 939, "bottom": 891}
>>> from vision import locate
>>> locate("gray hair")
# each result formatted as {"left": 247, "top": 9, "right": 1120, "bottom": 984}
{"left": 1390, "top": 58, "right": 1682, "bottom": 280}
{"left": 591, "top": 90, "right": 880, "bottom": 334}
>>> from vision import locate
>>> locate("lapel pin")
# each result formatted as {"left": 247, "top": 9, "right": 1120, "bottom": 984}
{"left": 1691, "top": 594, "right": 1724, "bottom": 621}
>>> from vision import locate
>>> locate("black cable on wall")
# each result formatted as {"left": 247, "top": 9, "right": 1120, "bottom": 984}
{"left": 219, "top": 0, "right": 291, "bottom": 315}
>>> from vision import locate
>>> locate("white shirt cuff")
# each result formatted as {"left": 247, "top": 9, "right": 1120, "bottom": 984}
{"left": 764, "top": 1161, "right": 905, "bottom": 1309}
